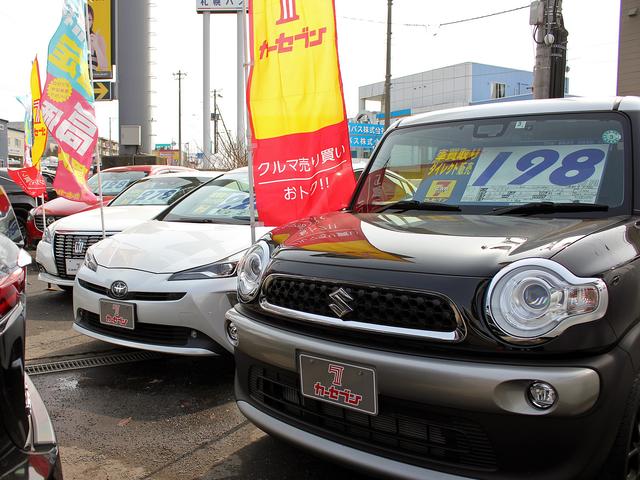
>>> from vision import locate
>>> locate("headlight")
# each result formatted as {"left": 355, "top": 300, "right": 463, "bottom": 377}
{"left": 485, "top": 259, "right": 608, "bottom": 343}
{"left": 237, "top": 241, "right": 270, "bottom": 302}
{"left": 168, "top": 251, "right": 244, "bottom": 281}
{"left": 42, "top": 226, "right": 53, "bottom": 244}
{"left": 84, "top": 249, "right": 98, "bottom": 272}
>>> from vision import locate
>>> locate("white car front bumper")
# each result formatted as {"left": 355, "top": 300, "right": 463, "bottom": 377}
{"left": 73, "top": 264, "right": 237, "bottom": 355}
{"left": 35, "top": 239, "right": 76, "bottom": 287}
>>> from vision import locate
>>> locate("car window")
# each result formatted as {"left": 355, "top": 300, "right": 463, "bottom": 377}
{"left": 161, "top": 172, "right": 257, "bottom": 224}
{"left": 354, "top": 113, "right": 629, "bottom": 215}
{"left": 87, "top": 171, "right": 148, "bottom": 196}
{"left": 110, "top": 176, "right": 206, "bottom": 206}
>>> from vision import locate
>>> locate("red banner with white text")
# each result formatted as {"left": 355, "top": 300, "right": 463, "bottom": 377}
{"left": 247, "top": 0, "right": 355, "bottom": 226}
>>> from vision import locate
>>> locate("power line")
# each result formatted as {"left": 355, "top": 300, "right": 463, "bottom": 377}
{"left": 340, "top": 5, "right": 529, "bottom": 31}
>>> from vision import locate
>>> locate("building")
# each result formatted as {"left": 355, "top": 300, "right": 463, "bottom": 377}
{"left": 618, "top": 0, "right": 640, "bottom": 95}
{"left": 358, "top": 62, "right": 541, "bottom": 122}
{"left": 0, "top": 120, "right": 7, "bottom": 167}
{"left": 7, "top": 122, "right": 24, "bottom": 166}
{"left": 97, "top": 137, "right": 119, "bottom": 157}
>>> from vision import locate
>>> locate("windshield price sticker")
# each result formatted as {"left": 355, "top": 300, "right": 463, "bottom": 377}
{"left": 131, "top": 188, "right": 179, "bottom": 204}
{"left": 460, "top": 145, "right": 609, "bottom": 204}
{"left": 101, "top": 179, "right": 130, "bottom": 192}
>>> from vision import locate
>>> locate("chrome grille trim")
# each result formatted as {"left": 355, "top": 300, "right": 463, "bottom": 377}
{"left": 259, "top": 274, "right": 467, "bottom": 342}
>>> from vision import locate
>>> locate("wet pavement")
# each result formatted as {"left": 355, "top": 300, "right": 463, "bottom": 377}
{"left": 25, "top": 262, "right": 370, "bottom": 479}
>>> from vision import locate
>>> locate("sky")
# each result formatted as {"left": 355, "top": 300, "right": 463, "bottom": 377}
{"left": 0, "top": 0, "right": 622, "bottom": 157}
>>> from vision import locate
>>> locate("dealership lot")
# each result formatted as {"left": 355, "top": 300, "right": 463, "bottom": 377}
{"left": 25, "top": 261, "right": 370, "bottom": 480}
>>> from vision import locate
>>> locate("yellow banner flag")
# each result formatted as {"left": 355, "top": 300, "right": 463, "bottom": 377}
{"left": 30, "top": 56, "right": 48, "bottom": 170}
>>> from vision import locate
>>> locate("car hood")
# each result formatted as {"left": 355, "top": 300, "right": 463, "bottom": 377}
{"left": 51, "top": 205, "right": 167, "bottom": 233}
{"left": 91, "top": 220, "right": 273, "bottom": 273}
{"left": 35, "top": 195, "right": 104, "bottom": 216}
{"left": 269, "top": 211, "right": 627, "bottom": 277}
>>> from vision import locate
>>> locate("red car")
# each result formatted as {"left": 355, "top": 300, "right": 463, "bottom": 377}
{"left": 26, "top": 165, "right": 194, "bottom": 246}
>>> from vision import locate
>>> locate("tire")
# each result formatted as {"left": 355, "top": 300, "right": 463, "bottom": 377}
{"left": 600, "top": 372, "right": 640, "bottom": 479}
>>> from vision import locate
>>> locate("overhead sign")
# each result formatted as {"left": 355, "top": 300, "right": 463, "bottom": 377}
{"left": 93, "top": 81, "right": 112, "bottom": 101}
{"left": 348, "top": 122, "right": 384, "bottom": 150}
{"left": 154, "top": 143, "right": 172, "bottom": 150}
{"left": 196, "top": 0, "right": 244, "bottom": 13}
{"left": 88, "top": 0, "right": 114, "bottom": 80}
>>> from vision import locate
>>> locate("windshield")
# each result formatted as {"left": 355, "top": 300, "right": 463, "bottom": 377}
{"left": 110, "top": 176, "right": 205, "bottom": 206}
{"left": 161, "top": 172, "right": 256, "bottom": 224}
{"left": 353, "top": 113, "right": 629, "bottom": 215}
{"left": 87, "top": 171, "right": 147, "bottom": 196}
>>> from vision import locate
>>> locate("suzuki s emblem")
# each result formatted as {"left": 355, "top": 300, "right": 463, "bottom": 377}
{"left": 73, "top": 238, "right": 86, "bottom": 255}
{"left": 110, "top": 281, "right": 128, "bottom": 299}
{"left": 328, "top": 288, "right": 354, "bottom": 318}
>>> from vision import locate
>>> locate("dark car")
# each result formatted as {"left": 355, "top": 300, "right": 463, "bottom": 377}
{"left": 228, "top": 97, "right": 640, "bottom": 479}
{"left": 0, "top": 187, "right": 62, "bottom": 479}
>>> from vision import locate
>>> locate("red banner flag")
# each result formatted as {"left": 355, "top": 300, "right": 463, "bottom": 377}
{"left": 7, "top": 166, "right": 47, "bottom": 198}
{"left": 247, "top": 0, "right": 355, "bottom": 226}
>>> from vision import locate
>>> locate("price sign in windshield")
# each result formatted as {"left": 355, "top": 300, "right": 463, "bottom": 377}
{"left": 460, "top": 145, "right": 610, "bottom": 204}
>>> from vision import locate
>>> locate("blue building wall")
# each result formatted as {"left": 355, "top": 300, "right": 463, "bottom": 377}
{"left": 471, "top": 63, "right": 534, "bottom": 103}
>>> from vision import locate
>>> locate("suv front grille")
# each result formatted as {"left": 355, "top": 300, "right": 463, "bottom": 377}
{"left": 248, "top": 363, "right": 497, "bottom": 471}
{"left": 34, "top": 215, "right": 59, "bottom": 231}
{"left": 262, "top": 276, "right": 459, "bottom": 333}
{"left": 53, "top": 233, "right": 110, "bottom": 279}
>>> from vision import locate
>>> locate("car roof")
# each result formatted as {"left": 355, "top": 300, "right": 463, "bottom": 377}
{"left": 139, "top": 170, "right": 222, "bottom": 179}
{"left": 397, "top": 96, "right": 640, "bottom": 128}
{"left": 101, "top": 165, "right": 195, "bottom": 173}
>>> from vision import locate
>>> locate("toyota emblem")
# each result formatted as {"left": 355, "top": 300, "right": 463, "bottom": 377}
{"left": 110, "top": 281, "right": 128, "bottom": 299}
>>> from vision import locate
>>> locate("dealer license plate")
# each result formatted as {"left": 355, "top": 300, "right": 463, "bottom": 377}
{"left": 299, "top": 354, "right": 378, "bottom": 415}
{"left": 65, "top": 258, "right": 83, "bottom": 275}
{"left": 99, "top": 300, "right": 135, "bottom": 330}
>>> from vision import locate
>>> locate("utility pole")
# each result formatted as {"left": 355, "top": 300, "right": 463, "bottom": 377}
{"left": 212, "top": 89, "right": 222, "bottom": 154}
{"left": 383, "top": 0, "right": 392, "bottom": 130}
{"left": 531, "top": 0, "right": 568, "bottom": 99}
{"left": 173, "top": 71, "right": 187, "bottom": 165}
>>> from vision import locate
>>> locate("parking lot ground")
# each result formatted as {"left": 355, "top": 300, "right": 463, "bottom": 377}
{"left": 25, "top": 261, "right": 372, "bottom": 479}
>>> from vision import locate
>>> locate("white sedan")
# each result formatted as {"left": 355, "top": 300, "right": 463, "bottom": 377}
{"left": 36, "top": 171, "right": 219, "bottom": 291}
{"left": 73, "top": 168, "right": 270, "bottom": 355}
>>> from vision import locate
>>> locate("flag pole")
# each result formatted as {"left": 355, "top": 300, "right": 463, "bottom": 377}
{"left": 85, "top": 1, "right": 106, "bottom": 239}
{"left": 241, "top": 2, "right": 256, "bottom": 244}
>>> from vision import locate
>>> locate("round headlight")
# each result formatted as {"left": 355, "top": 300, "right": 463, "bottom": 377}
{"left": 237, "top": 241, "right": 270, "bottom": 302}
{"left": 486, "top": 259, "right": 607, "bottom": 343}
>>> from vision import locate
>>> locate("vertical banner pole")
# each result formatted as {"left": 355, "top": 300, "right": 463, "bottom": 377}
{"left": 242, "top": 2, "right": 256, "bottom": 244}
{"left": 85, "top": 1, "right": 106, "bottom": 239}
{"left": 203, "top": 12, "right": 211, "bottom": 164}
{"left": 236, "top": 12, "right": 245, "bottom": 143}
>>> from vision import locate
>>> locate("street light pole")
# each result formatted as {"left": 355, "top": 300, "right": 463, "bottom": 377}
{"left": 384, "top": 0, "right": 393, "bottom": 130}
{"left": 173, "top": 70, "right": 187, "bottom": 165}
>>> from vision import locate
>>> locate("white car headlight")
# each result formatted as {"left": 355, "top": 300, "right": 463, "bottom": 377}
{"left": 42, "top": 226, "right": 53, "bottom": 244}
{"left": 84, "top": 249, "right": 98, "bottom": 272}
{"left": 168, "top": 252, "right": 244, "bottom": 281}
{"left": 485, "top": 259, "right": 608, "bottom": 343}
{"left": 237, "top": 241, "right": 270, "bottom": 302}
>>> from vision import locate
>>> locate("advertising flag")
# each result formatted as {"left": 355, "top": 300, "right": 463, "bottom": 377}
{"left": 41, "top": 0, "right": 97, "bottom": 202}
{"left": 7, "top": 166, "right": 47, "bottom": 198}
{"left": 247, "top": 0, "right": 355, "bottom": 226}
{"left": 31, "top": 57, "right": 48, "bottom": 170}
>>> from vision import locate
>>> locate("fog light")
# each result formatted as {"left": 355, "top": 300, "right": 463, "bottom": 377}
{"left": 527, "top": 381, "right": 557, "bottom": 409}
{"left": 226, "top": 321, "right": 239, "bottom": 347}
{"left": 190, "top": 330, "right": 198, "bottom": 339}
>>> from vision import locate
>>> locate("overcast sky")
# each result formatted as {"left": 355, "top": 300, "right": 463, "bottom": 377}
{"left": 0, "top": 0, "right": 621, "bottom": 156}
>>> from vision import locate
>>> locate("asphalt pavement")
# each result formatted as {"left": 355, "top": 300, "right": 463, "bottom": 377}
{"left": 25, "top": 259, "right": 371, "bottom": 479}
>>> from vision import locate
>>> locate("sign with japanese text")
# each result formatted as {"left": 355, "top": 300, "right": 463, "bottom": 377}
{"left": 42, "top": 0, "right": 98, "bottom": 202}
{"left": 31, "top": 57, "right": 48, "bottom": 170}
{"left": 7, "top": 166, "right": 47, "bottom": 198}
{"left": 88, "top": 0, "right": 114, "bottom": 80}
{"left": 196, "top": 0, "right": 244, "bottom": 13}
{"left": 248, "top": 0, "right": 355, "bottom": 226}
{"left": 348, "top": 122, "right": 383, "bottom": 150}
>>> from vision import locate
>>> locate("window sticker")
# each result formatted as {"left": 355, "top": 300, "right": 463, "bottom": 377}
{"left": 425, "top": 180, "right": 457, "bottom": 201}
{"left": 460, "top": 145, "right": 609, "bottom": 204}
{"left": 515, "top": 121, "right": 527, "bottom": 129}
{"left": 602, "top": 129, "right": 622, "bottom": 145}
{"left": 130, "top": 188, "right": 179, "bottom": 204}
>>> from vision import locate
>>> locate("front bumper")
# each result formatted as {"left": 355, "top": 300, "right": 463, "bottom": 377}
{"left": 229, "top": 306, "right": 633, "bottom": 480}
{"left": 35, "top": 240, "right": 73, "bottom": 287}
{"left": 73, "top": 264, "right": 237, "bottom": 355}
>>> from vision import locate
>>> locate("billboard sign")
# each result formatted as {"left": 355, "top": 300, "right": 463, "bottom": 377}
{"left": 348, "top": 122, "right": 384, "bottom": 150}
{"left": 88, "top": 0, "right": 114, "bottom": 80}
{"left": 196, "top": 0, "right": 244, "bottom": 13}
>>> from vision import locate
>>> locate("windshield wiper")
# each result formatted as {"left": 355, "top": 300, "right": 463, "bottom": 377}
{"left": 378, "top": 200, "right": 461, "bottom": 213}
{"left": 492, "top": 202, "right": 609, "bottom": 216}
